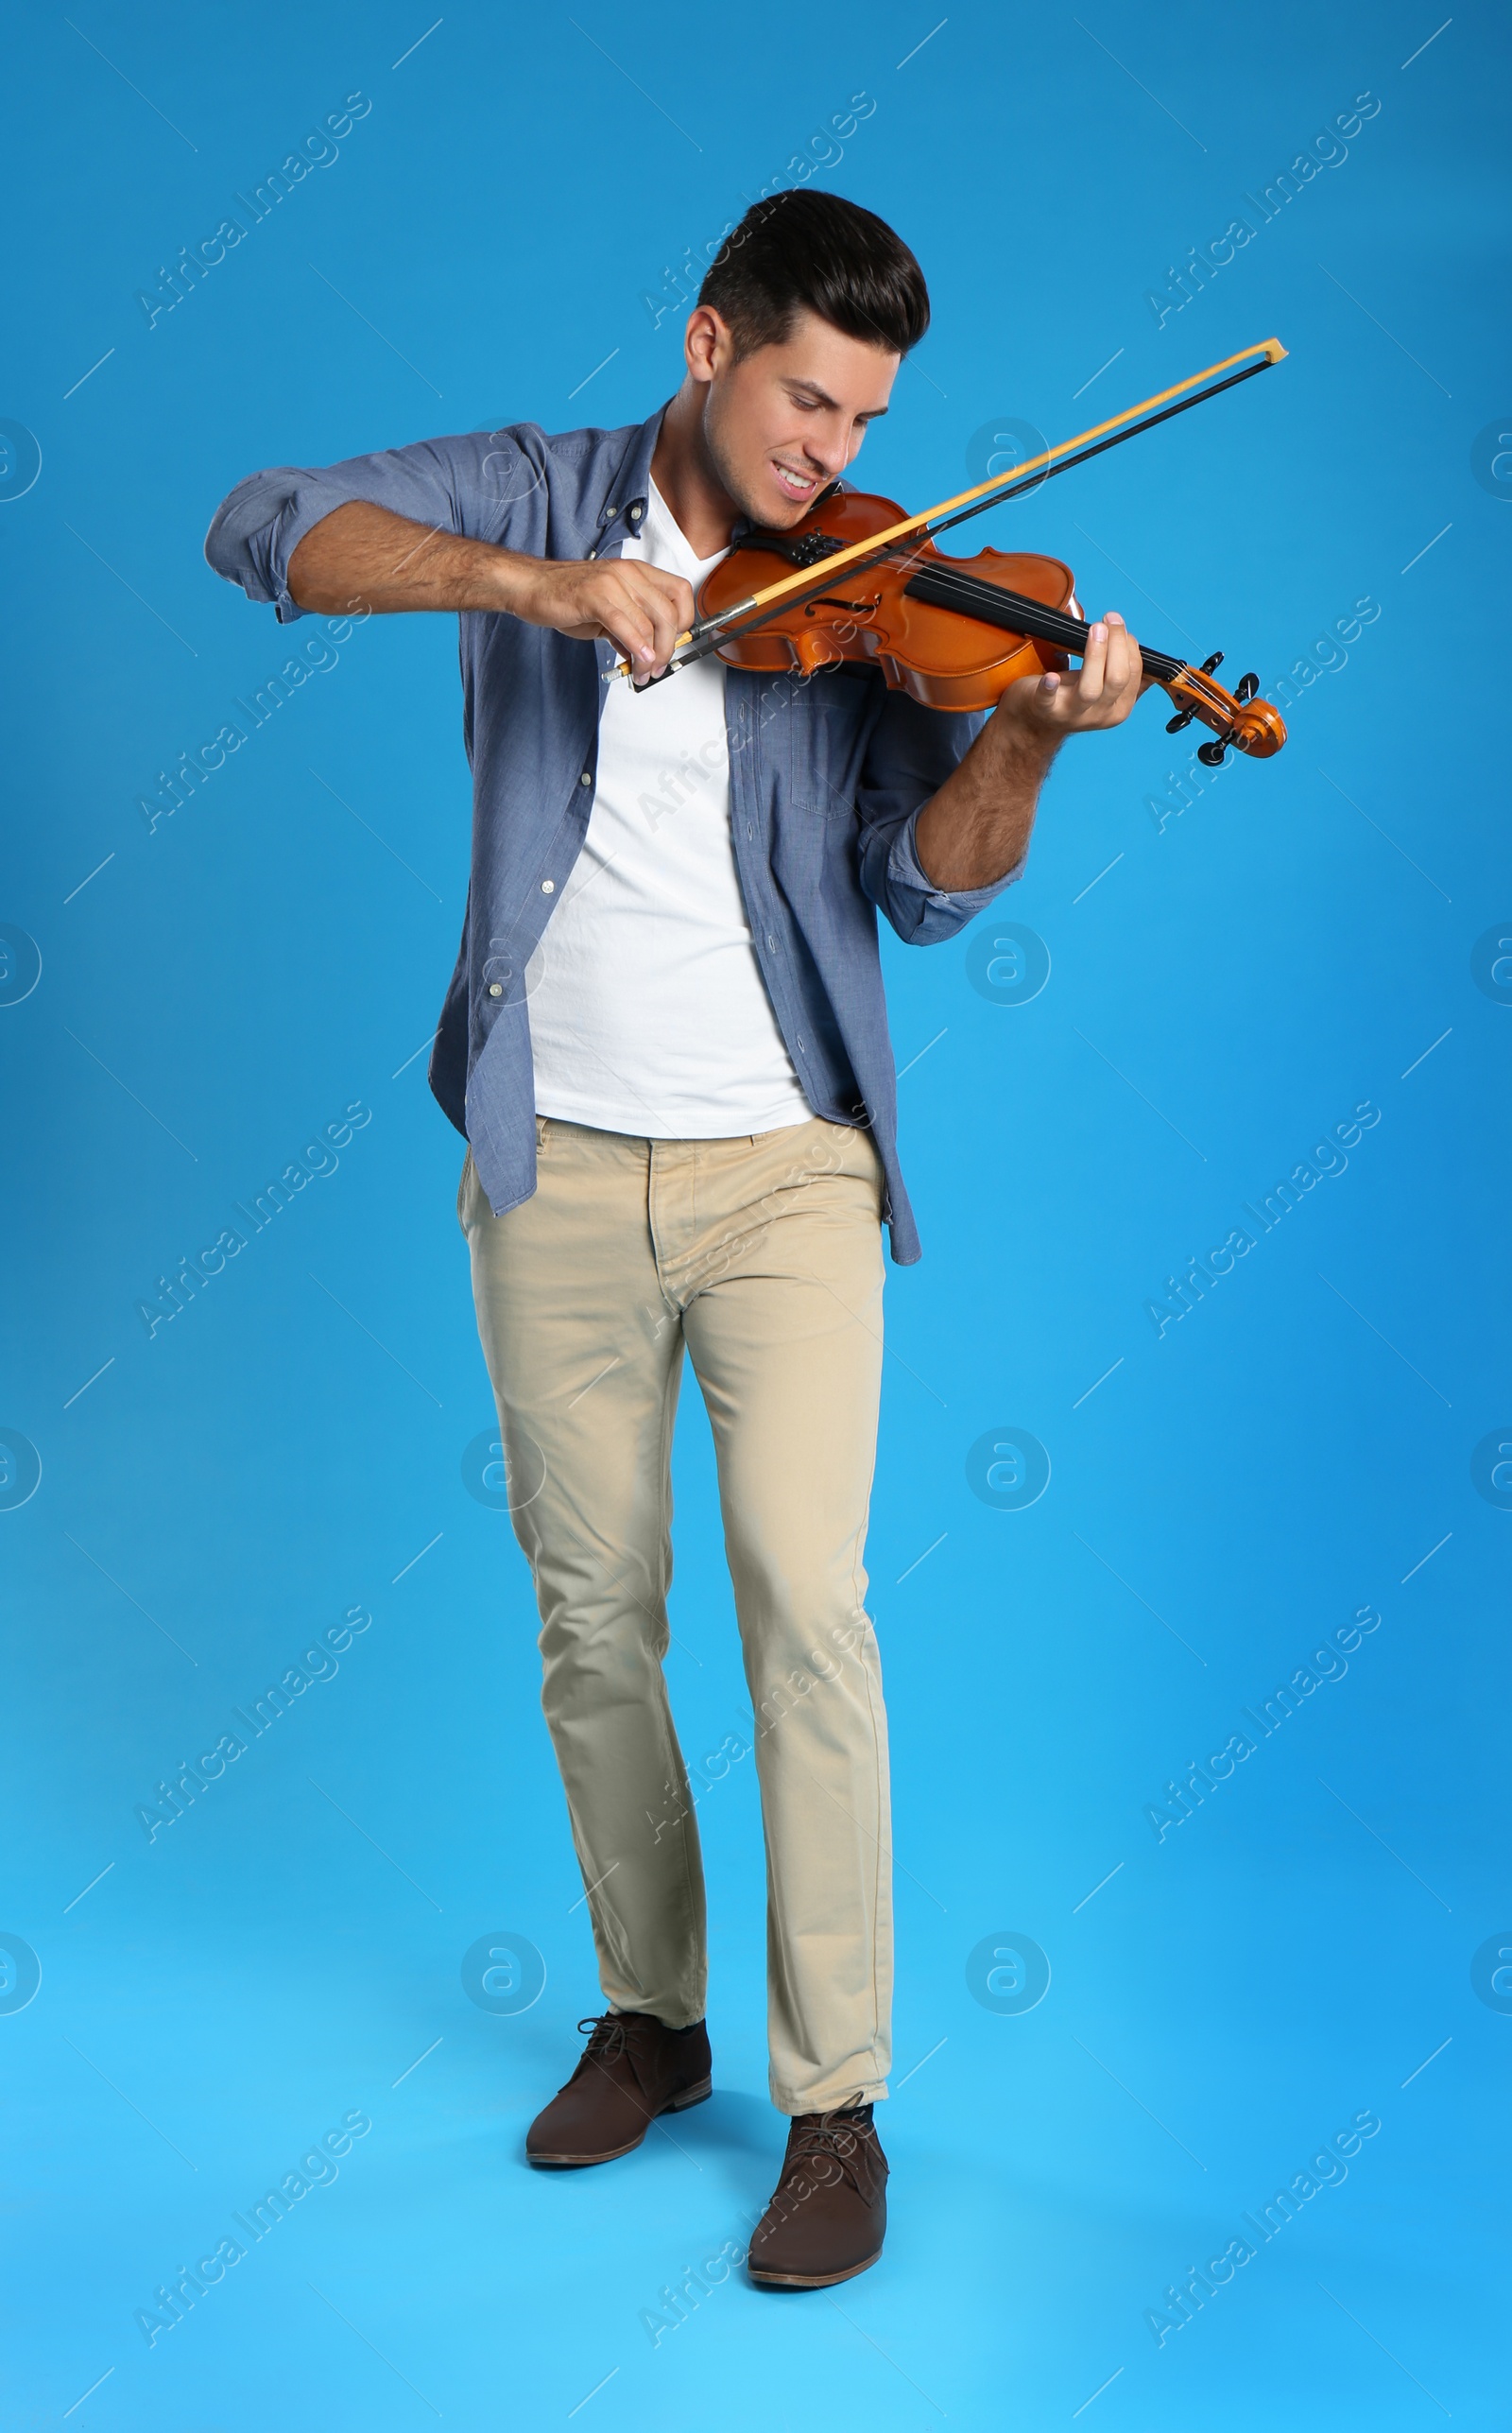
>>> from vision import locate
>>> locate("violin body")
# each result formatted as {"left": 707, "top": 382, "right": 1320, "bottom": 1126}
{"left": 699, "top": 492, "right": 1074, "bottom": 708}
{"left": 697, "top": 488, "right": 1286, "bottom": 762}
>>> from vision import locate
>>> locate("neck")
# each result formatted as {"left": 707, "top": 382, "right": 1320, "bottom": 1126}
{"left": 650, "top": 380, "right": 742, "bottom": 558}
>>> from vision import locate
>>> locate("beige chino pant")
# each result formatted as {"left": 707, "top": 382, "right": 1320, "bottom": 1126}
{"left": 460, "top": 1113, "right": 892, "bottom": 2114}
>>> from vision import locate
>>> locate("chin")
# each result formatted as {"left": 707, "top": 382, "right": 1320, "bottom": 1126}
{"left": 752, "top": 479, "right": 821, "bottom": 528}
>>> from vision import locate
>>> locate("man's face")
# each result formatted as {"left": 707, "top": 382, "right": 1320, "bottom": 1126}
{"left": 696, "top": 307, "right": 899, "bottom": 527}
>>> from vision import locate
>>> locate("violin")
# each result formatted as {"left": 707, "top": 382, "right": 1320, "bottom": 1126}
{"left": 697, "top": 492, "right": 1286, "bottom": 766}
{"left": 620, "top": 338, "right": 1291, "bottom": 768}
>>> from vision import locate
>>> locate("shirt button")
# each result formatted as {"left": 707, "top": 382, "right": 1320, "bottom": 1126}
{"left": 765, "top": 934, "right": 777, "bottom": 952}
{"left": 487, "top": 983, "right": 504, "bottom": 998}
{"left": 747, "top": 823, "right": 754, "bottom": 838}
{"left": 541, "top": 879, "right": 555, "bottom": 894}
{"left": 629, "top": 503, "right": 643, "bottom": 521}
{"left": 579, "top": 771, "right": 592, "bottom": 786}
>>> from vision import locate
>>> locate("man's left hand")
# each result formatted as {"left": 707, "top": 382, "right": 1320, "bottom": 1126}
{"left": 995, "top": 609, "right": 1147, "bottom": 742}
{"left": 912, "top": 611, "right": 1149, "bottom": 893}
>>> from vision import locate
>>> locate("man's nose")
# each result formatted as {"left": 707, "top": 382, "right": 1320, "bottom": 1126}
{"left": 808, "top": 427, "right": 850, "bottom": 476}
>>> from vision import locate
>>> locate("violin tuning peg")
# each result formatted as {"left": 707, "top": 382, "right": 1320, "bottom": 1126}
{"left": 1196, "top": 737, "right": 1228, "bottom": 768}
{"left": 1235, "top": 672, "right": 1259, "bottom": 703}
{"left": 1165, "top": 709, "right": 1195, "bottom": 733}
{"left": 1199, "top": 650, "right": 1225, "bottom": 676}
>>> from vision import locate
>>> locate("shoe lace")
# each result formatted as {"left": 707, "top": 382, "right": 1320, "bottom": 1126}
{"left": 572, "top": 2011, "right": 662, "bottom": 2121}
{"left": 782, "top": 2111, "right": 882, "bottom": 2201}
{"left": 576, "top": 2011, "right": 631, "bottom": 2066}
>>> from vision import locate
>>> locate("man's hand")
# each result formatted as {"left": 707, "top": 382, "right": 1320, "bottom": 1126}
{"left": 504, "top": 555, "right": 695, "bottom": 677}
{"left": 913, "top": 611, "right": 1146, "bottom": 893}
{"left": 286, "top": 499, "right": 695, "bottom": 675}
{"left": 1001, "top": 608, "right": 1147, "bottom": 741}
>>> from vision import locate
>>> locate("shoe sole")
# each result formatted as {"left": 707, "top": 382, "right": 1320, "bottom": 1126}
{"left": 526, "top": 2077, "right": 713, "bottom": 2169}
{"left": 747, "top": 2246, "right": 884, "bottom": 2289}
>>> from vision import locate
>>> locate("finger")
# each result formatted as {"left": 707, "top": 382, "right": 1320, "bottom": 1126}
{"left": 643, "top": 565, "right": 697, "bottom": 630}
{"left": 646, "top": 575, "right": 695, "bottom": 673}
{"left": 596, "top": 589, "right": 659, "bottom": 670}
{"left": 604, "top": 571, "right": 678, "bottom": 672}
{"left": 1103, "top": 613, "right": 1137, "bottom": 700}
{"left": 1104, "top": 612, "right": 1142, "bottom": 707}
{"left": 1079, "top": 618, "right": 1108, "bottom": 702}
{"left": 621, "top": 564, "right": 693, "bottom": 673}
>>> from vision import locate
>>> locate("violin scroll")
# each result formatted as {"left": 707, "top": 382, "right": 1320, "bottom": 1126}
{"left": 1160, "top": 656, "right": 1287, "bottom": 764}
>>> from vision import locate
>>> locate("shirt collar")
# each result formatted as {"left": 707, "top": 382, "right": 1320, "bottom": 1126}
{"left": 591, "top": 408, "right": 849, "bottom": 550}
{"left": 593, "top": 402, "right": 667, "bottom": 543}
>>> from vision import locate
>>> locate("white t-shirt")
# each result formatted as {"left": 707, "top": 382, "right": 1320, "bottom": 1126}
{"left": 526, "top": 480, "right": 814, "bottom": 1139}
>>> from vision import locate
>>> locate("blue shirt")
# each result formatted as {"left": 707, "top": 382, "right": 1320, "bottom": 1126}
{"left": 204, "top": 406, "right": 1019, "bottom": 1262}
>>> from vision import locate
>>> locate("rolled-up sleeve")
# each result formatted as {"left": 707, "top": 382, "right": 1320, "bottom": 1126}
{"left": 203, "top": 425, "right": 547, "bottom": 622}
{"left": 854, "top": 685, "right": 1022, "bottom": 944}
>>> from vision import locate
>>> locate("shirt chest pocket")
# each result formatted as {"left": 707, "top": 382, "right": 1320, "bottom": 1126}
{"left": 784, "top": 667, "right": 872, "bottom": 818}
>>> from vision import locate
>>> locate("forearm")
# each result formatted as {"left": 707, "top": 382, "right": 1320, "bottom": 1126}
{"left": 285, "top": 497, "right": 693, "bottom": 668}
{"left": 287, "top": 498, "right": 526, "bottom": 615}
{"left": 913, "top": 704, "right": 1058, "bottom": 891}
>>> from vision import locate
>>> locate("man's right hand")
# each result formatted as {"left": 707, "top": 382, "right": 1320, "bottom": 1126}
{"left": 502, "top": 555, "right": 696, "bottom": 678}
{"left": 286, "top": 499, "right": 695, "bottom": 676}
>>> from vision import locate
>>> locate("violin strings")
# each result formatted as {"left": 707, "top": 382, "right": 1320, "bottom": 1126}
{"left": 893, "top": 560, "right": 1189, "bottom": 682}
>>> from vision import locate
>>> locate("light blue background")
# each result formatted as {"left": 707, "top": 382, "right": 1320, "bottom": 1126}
{"left": 3, "top": 2, "right": 1506, "bottom": 2425}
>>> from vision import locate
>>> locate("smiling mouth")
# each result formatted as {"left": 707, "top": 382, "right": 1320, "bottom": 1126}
{"left": 771, "top": 461, "right": 821, "bottom": 502}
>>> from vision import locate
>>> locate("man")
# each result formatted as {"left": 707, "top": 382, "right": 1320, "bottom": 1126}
{"left": 205, "top": 187, "right": 1143, "bottom": 2288}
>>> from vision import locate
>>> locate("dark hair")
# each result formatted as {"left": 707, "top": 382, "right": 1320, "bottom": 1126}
{"left": 698, "top": 189, "right": 929, "bottom": 360}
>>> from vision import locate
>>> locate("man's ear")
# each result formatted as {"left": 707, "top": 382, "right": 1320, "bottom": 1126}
{"left": 684, "top": 303, "right": 733, "bottom": 387}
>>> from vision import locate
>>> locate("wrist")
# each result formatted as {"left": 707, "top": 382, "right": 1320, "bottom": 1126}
{"left": 486, "top": 546, "right": 535, "bottom": 616}
{"left": 989, "top": 688, "right": 1062, "bottom": 768}
{"left": 996, "top": 705, "right": 1064, "bottom": 787}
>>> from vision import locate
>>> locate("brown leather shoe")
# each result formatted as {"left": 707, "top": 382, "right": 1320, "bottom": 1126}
{"left": 525, "top": 2011, "right": 712, "bottom": 2168}
{"left": 747, "top": 2105, "right": 888, "bottom": 2286}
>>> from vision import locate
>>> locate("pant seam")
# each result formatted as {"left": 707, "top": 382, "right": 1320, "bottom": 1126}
{"left": 654, "top": 1307, "right": 702, "bottom": 2011}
